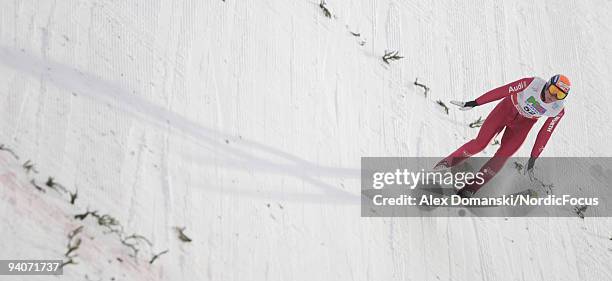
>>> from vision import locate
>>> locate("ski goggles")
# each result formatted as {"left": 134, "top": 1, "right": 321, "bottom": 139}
{"left": 547, "top": 83, "right": 568, "bottom": 100}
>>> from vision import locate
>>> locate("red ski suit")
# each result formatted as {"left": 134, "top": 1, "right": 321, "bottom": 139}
{"left": 441, "top": 77, "right": 565, "bottom": 192}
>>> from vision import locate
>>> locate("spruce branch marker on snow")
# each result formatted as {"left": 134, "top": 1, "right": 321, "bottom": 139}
{"left": 348, "top": 30, "right": 366, "bottom": 46}
{"left": 22, "top": 164, "right": 77, "bottom": 201}
{"left": 76, "top": 210, "right": 124, "bottom": 235}
{"left": 413, "top": 78, "right": 430, "bottom": 97}
{"left": 319, "top": 1, "right": 332, "bottom": 18}
{"left": 469, "top": 116, "right": 485, "bottom": 128}
{"left": 74, "top": 209, "right": 157, "bottom": 259}
{"left": 30, "top": 179, "right": 46, "bottom": 193}
{"left": 574, "top": 205, "right": 588, "bottom": 219}
{"left": 149, "top": 250, "right": 169, "bottom": 265}
{"left": 121, "top": 234, "right": 153, "bottom": 258}
{"left": 436, "top": 100, "right": 449, "bottom": 115}
{"left": 74, "top": 209, "right": 97, "bottom": 220}
{"left": 60, "top": 258, "right": 76, "bottom": 269}
{"left": 3, "top": 145, "right": 162, "bottom": 265}
{"left": 0, "top": 144, "right": 19, "bottom": 160}
{"left": 95, "top": 214, "right": 124, "bottom": 235}
{"left": 512, "top": 161, "right": 555, "bottom": 194}
{"left": 174, "top": 227, "right": 193, "bottom": 243}
{"left": 65, "top": 226, "right": 83, "bottom": 257}
{"left": 382, "top": 50, "right": 403, "bottom": 64}
{"left": 122, "top": 234, "right": 153, "bottom": 246}
{"left": 514, "top": 161, "right": 524, "bottom": 172}
{"left": 62, "top": 225, "right": 84, "bottom": 268}
{"left": 23, "top": 160, "right": 38, "bottom": 174}
{"left": 69, "top": 189, "right": 78, "bottom": 204}
{"left": 46, "top": 176, "right": 68, "bottom": 193}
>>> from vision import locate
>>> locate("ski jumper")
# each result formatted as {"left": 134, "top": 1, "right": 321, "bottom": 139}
{"left": 440, "top": 77, "right": 565, "bottom": 193}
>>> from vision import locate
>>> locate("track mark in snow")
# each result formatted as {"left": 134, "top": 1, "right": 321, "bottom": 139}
{"left": 160, "top": 130, "right": 173, "bottom": 242}
{"left": 0, "top": 47, "right": 359, "bottom": 204}
{"left": 334, "top": 73, "right": 340, "bottom": 128}
{"left": 127, "top": 132, "right": 147, "bottom": 226}
{"left": 385, "top": 2, "right": 402, "bottom": 53}
{"left": 207, "top": 51, "right": 225, "bottom": 129}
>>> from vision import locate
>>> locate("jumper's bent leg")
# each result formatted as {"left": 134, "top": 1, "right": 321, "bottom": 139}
{"left": 436, "top": 98, "right": 514, "bottom": 168}
{"left": 463, "top": 117, "right": 537, "bottom": 193}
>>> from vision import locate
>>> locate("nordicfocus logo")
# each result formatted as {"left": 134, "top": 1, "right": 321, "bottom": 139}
{"left": 508, "top": 81, "right": 526, "bottom": 93}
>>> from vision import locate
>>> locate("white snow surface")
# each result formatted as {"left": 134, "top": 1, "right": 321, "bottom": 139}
{"left": 1, "top": 0, "right": 611, "bottom": 280}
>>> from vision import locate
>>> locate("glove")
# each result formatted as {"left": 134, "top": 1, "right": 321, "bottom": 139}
{"left": 526, "top": 157, "right": 536, "bottom": 171}
{"left": 450, "top": 100, "right": 478, "bottom": 111}
{"left": 525, "top": 157, "right": 536, "bottom": 181}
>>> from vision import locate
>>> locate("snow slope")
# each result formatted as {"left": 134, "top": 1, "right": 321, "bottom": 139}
{"left": 0, "top": 0, "right": 611, "bottom": 280}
